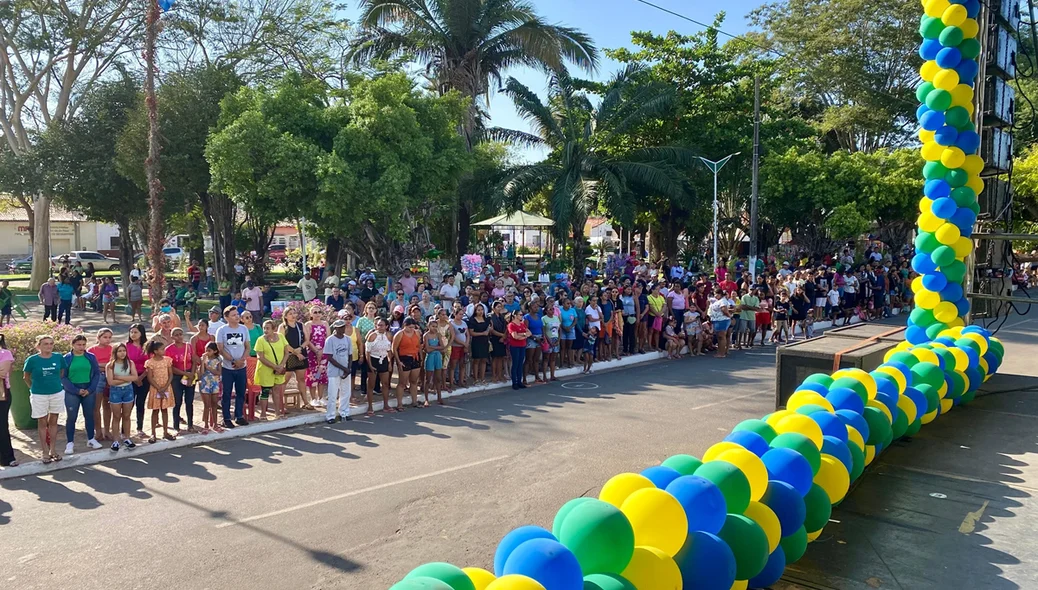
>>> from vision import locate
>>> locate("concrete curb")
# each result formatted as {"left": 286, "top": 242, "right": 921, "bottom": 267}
{"left": 0, "top": 312, "right": 888, "bottom": 481}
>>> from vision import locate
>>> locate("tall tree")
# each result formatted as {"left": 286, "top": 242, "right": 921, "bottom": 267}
{"left": 492, "top": 67, "right": 695, "bottom": 268}
{"left": 354, "top": 0, "right": 599, "bottom": 256}
{"left": 0, "top": 0, "right": 143, "bottom": 288}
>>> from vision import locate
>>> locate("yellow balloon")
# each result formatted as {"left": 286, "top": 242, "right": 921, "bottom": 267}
{"left": 847, "top": 426, "right": 865, "bottom": 452}
{"left": 938, "top": 380, "right": 949, "bottom": 399}
{"left": 948, "top": 317, "right": 965, "bottom": 328}
{"left": 620, "top": 488, "right": 688, "bottom": 557}
{"left": 896, "top": 340, "right": 915, "bottom": 351}
{"left": 912, "top": 347, "right": 940, "bottom": 366}
{"left": 963, "top": 154, "right": 985, "bottom": 175}
{"left": 807, "top": 529, "right": 823, "bottom": 542}
{"left": 940, "top": 398, "right": 954, "bottom": 414}
{"left": 918, "top": 211, "right": 943, "bottom": 233}
{"left": 960, "top": 17, "right": 979, "bottom": 38}
{"left": 920, "top": 140, "right": 944, "bottom": 162}
{"left": 718, "top": 448, "right": 769, "bottom": 502}
{"left": 774, "top": 414, "right": 825, "bottom": 449}
{"left": 957, "top": 369, "right": 971, "bottom": 394}
{"left": 919, "top": 128, "right": 935, "bottom": 144}
{"left": 934, "top": 301, "right": 958, "bottom": 323}
{"left": 486, "top": 575, "right": 545, "bottom": 590}
{"left": 864, "top": 444, "right": 877, "bottom": 466}
{"left": 897, "top": 396, "right": 919, "bottom": 424}
{"left": 933, "top": 68, "right": 959, "bottom": 90}
{"left": 919, "top": 196, "right": 934, "bottom": 214}
{"left": 788, "top": 390, "right": 835, "bottom": 413}
{"left": 832, "top": 368, "right": 877, "bottom": 400}
{"left": 952, "top": 236, "right": 973, "bottom": 258}
{"left": 942, "top": 3, "right": 967, "bottom": 25}
{"left": 621, "top": 546, "right": 682, "bottom": 590}
{"left": 963, "top": 332, "right": 989, "bottom": 354}
{"left": 765, "top": 409, "right": 796, "bottom": 427}
{"left": 744, "top": 501, "right": 782, "bottom": 553}
{"left": 600, "top": 473, "right": 654, "bottom": 508}
{"left": 814, "top": 454, "right": 851, "bottom": 503}
{"left": 941, "top": 147, "right": 966, "bottom": 169}
{"left": 704, "top": 441, "right": 745, "bottom": 463}
{"left": 731, "top": 581, "right": 749, "bottom": 590}
{"left": 951, "top": 84, "right": 974, "bottom": 107}
{"left": 464, "top": 567, "right": 497, "bottom": 590}
{"left": 919, "top": 59, "right": 940, "bottom": 81}
{"left": 978, "top": 356, "right": 989, "bottom": 375}
{"left": 911, "top": 276, "right": 926, "bottom": 294}
{"left": 916, "top": 289, "right": 940, "bottom": 310}
{"left": 874, "top": 366, "right": 907, "bottom": 394}
{"left": 925, "top": 0, "right": 951, "bottom": 17}
{"left": 940, "top": 326, "right": 965, "bottom": 339}
{"left": 866, "top": 399, "right": 893, "bottom": 424}
{"left": 935, "top": 222, "right": 962, "bottom": 246}
{"left": 965, "top": 174, "right": 984, "bottom": 195}
{"left": 921, "top": 409, "right": 938, "bottom": 424}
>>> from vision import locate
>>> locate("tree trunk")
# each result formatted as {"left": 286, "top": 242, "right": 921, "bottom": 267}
{"left": 116, "top": 218, "right": 134, "bottom": 290}
{"left": 29, "top": 196, "right": 51, "bottom": 290}
{"left": 325, "top": 236, "right": 342, "bottom": 286}
{"left": 457, "top": 201, "right": 471, "bottom": 257}
{"left": 16, "top": 196, "right": 34, "bottom": 245}
{"left": 186, "top": 201, "right": 205, "bottom": 265}
{"left": 144, "top": 0, "right": 165, "bottom": 307}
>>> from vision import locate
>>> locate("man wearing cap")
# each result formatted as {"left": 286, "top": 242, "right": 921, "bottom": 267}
{"left": 323, "top": 320, "right": 353, "bottom": 423}
{"left": 778, "top": 261, "right": 793, "bottom": 279}
{"left": 207, "top": 306, "right": 224, "bottom": 337}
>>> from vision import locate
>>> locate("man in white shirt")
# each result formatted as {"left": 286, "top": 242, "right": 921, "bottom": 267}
{"left": 438, "top": 275, "right": 459, "bottom": 305}
{"left": 297, "top": 274, "right": 318, "bottom": 302}
{"left": 207, "top": 307, "right": 225, "bottom": 336}
{"left": 777, "top": 261, "right": 793, "bottom": 278}
{"left": 323, "top": 320, "right": 353, "bottom": 424}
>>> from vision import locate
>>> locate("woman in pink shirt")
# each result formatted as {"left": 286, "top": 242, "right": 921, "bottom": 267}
{"left": 126, "top": 323, "right": 150, "bottom": 438}
{"left": 88, "top": 328, "right": 114, "bottom": 441}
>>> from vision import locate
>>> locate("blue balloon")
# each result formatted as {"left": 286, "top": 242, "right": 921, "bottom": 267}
{"left": 822, "top": 436, "right": 854, "bottom": 475}
{"left": 965, "top": 367, "right": 983, "bottom": 390}
{"left": 934, "top": 336, "right": 957, "bottom": 347}
{"left": 835, "top": 409, "right": 870, "bottom": 444}
{"left": 882, "top": 361, "right": 912, "bottom": 383}
{"left": 502, "top": 538, "right": 583, "bottom": 590}
{"left": 873, "top": 373, "right": 901, "bottom": 399}
{"left": 920, "top": 38, "right": 943, "bottom": 60}
{"left": 965, "top": 0, "right": 980, "bottom": 17}
{"left": 951, "top": 208, "right": 977, "bottom": 233}
{"left": 158, "top": 0, "right": 175, "bottom": 11}
{"left": 762, "top": 448, "right": 814, "bottom": 497}
{"left": 875, "top": 391, "right": 900, "bottom": 421}
{"left": 955, "top": 297, "right": 971, "bottom": 317}
{"left": 674, "top": 531, "right": 737, "bottom": 590}
{"left": 939, "top": 282, "right": 964, "bottom": 303}
{"left": 984, "top": 351, "right": 1002, "bottom": 373}
{"left": 919, "top": 109, "right": 945, "bottom": 131}
{"left": 962, "top": 346, "right": 980, "bottom": 369}
{"left": 795, "top": 381, "right": 830, "bottom": 396}
{"left": 956, "top": 129, "right": 981, "bottom": 154}
{"left": 826, "top": 387, "right": 865, "bottom": 415}
{"left": 903, "top": 387, "right": 927, "bottom": 422}
{"left": 906, "top": 324, "right": 930, "bottom": 345}
{"left": 924, "top": 179, "right": 951, "bottom": 199}
{"left": 934, "top": 125, "right": 959, "bottom": 146}
{"left": 641, "top": 465, "right": 682, "bottom": 490}
{"left": 749, "top": 547, "right": 787, "bottom": 590}
{"left": 956, "top": 59, "right": 979, "bottom": 83}
{"left": 912, "top": 252, "right": 938, "bottom": 274}
{"left": 761, "top": 481, "right": 806, "bottom": 537}
{"left": 666, "top": 475, "right": 728, "bottom": 535}
{"left": 961, "top": 325, "right": 990, "bottom": 337}
{"left": 922, "top": 271, "right": 949, "bottom": 292}
{"left": 494, "top": 526, "right": 556, "bottom": 576}
{"left": 936, "top": 46, "right": 962, "bottom": 68}
{"left": 930, "top": 196, "right": 957, "bottom": 219}
{"left": 724, "top": 430, "right": 771, "bottom": 458}
{"left": 810, "top": 411, "right": 848, "bottom": 443}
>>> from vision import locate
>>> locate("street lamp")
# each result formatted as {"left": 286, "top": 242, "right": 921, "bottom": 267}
{"left": 699, "top": 152, "right": 740, "bottom": 274}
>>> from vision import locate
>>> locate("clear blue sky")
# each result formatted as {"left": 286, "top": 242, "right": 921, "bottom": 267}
{"left": 343, "top": 0, "right": 763, "bottom": 160}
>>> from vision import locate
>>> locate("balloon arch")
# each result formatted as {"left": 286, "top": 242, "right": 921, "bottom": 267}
{"left": 390, "top": 1, "right": 1006, "bottom": 588}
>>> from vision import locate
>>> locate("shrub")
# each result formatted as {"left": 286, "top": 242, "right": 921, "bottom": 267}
{"left": 3, "top": 320, "right": 83, "bottom": 367}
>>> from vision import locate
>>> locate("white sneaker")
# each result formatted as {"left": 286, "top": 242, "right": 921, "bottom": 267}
{"left": 86, "top": 438, "right": 102, "bottom": 449}
{"left": 64, "top": 442, "right": 75, "bottom": 455}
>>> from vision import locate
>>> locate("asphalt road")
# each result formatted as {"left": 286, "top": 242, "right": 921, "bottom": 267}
{"left": 0, "top": 345, "right": 782, "bottom": 589}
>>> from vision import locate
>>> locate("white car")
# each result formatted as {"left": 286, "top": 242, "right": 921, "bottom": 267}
{"left": 51, "top": 251, "right": 121, "bottom": 271}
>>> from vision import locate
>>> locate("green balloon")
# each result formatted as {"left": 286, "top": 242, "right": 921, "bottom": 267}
{"left": 404, "top": 564, "right": 475, "bottom": 590}
{"left": 944, "top": 107, "right": 972, "bottom": 131}
{"left": 968, "top": 200, "right": 981, "bottom": 215}
{"left": 942, "top": 260, "right": 967, "bottom": 283}
{"left": 959, "top": 37, "right": 981, "bottom": 59}
{"left": 911, "top": 361, "right": 945, "bottom": 390}
{"left": 946, "top": 371, "right": 966, "bottom": 400}
{"left": 863, "top": 406, "right": 893, "bottom": 446}
{"left": 939, "top": 25, "right": 964, "bottom": 47}
{"left": 945, "top": 167, "right": 968, "bottom": 187}
{"left": 770, "top": 432, "right": 822, "bottom": 475}
{"left": 847, "top": 440, "right": 865, "bottom": 481}
{"left": 920, "top": 15, "right": 944, "bottom": 39}
{"left": 831, "top": 377, "right": 868, "bottom": 405}
{"left": 661, "top": 454, "right": 704, "bottom": 475}
{"left": 391, "top": 577, "right": 455, "bottom": 590}
{"left": 923, "top": 160, "right": 948, "bottom": 180}
{"left": 554, "top": 497, "right": 597, "bottom": 537}
{"left": 732, "top": 418, "right": 778, "bottom": 443}
{"left": 990, "top": 338, "right": 1005, "bottom": 359}
{"left": 934, "top": 348, "right": 957, "bottom": 372}
{"left": 694, "top": 460, "right": 752, "bottom": 514}
{"left": 780, "top": 526, "right": 809, "bottom": 564}
{"left": 909, "top": 307, "right": 936, "bottom": 327}
{"left": 803, "top": 373, "right": 835, "bottom": 390}
{"left": 955, "top": 337, "right": 981, "bottom": 354}
{"left": 960, "top": 389, "right": 977, "bottom": 404}
{"left": 892, "top": 408, "right": 909, "bottom": 440}
{"left": 926, "top": 88, "right": 952, "bottom": 111}
{"left": 583, "top": 573, "right": 636, "bottom": 590}
{"left": 557, "top": 499, "right": 635, "bottom": 575}
{"left": 904, "top": 417, "right": 923, "bottom": 437}
{"left": 888, "top": 351, "right": 920, "bottom": 369}
{"left": 917, "top": 383, "right": 940, "bottom": 413}
{"left": 951, "top": 186, "right": 977, "bottom": 207}
{"left": 795, "top": 404, "right": 828, "bottom": 416}
{"left": 916, "top": 231, "right": 940, "bottom": 253}
{"left": 916, "top": 81, "right": 936, "bottom": 104}
{"left": 925, "top": 322, "right": 948, "bottom": 341}
{"left": 718, "top": 514, "right": 770, "bottom": 581}
{"left": 932, "top": 245, "right": 956, "bottom": 267}
{"left": 804, "top": 483, "right": 833, "bottom": 533}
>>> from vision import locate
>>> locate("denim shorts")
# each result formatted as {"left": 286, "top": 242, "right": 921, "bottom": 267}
{"left": 109, "top": 383, "right": 135, "bottom": 404}
{"left": 712, "top": 319, "right": 731, "bottom": 332}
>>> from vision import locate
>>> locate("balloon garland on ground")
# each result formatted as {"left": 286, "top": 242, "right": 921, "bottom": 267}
{"left": 389, "top": 1, "right": 1006, "bottom": 587}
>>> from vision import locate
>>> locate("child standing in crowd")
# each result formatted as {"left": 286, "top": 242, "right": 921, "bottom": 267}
{"left": 582, "top": 325, "right": 598, "bottom": 374}
{"left": 683, "top": 308, "right": 703, "bottom": 356}
{"left": 772, "top": 292, "right": 789, "bottom": 343}
{"left": 198, "top": 342, "right": 223, "bottom": 433}
{"left": 105, "top": 343, "right": 137, "bottom": 451}
{"left": 423, "top": 316, "right": 445, "bottom": 407}
{"left": 144, "top": 340, "right": 175, "bottom": 444}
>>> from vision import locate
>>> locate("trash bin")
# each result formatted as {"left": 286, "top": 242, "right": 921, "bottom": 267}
{"left": 9, "top": 369, "right": 36, "bottom": 430}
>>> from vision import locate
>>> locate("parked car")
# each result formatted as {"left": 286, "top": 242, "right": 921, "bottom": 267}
{"left": 51, "top": 251, "right": 121, "bottom": 271}
{"left": 7, "top": 255, "right": 32, "bottom": 273}
{"left": 268, "top": 244, "right": 288, "bottom": 263}
{"left": 162, "top": 246, "right": 186, "bottom": 261}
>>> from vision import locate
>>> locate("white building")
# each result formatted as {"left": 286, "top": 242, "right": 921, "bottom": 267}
{"left": 0, "top": 206, "right": 120, "bottom": 258}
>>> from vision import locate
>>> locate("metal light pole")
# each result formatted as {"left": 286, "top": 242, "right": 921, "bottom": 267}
{"left": 699, "top": 152, "right": 740, "bottom": 273}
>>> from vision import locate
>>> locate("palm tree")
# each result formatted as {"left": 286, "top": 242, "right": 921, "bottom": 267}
{"left": 490, "top": 67, "right": 696, "bottom": 268}
{"left": 353, "top": 0, "right": 599, "bottom": 255}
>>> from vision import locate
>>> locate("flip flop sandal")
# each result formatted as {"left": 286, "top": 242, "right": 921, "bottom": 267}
{"left": 148, "top": 437, "right": 157, "bottom": 444}
{"left": 365, "top": 411, "right": 375, "bottom": 417}
{"left": 51, "top": 454, "right": 62, "bottom": 462}
{"left": 42, "top": 456, "right": 53, "bottom": 464}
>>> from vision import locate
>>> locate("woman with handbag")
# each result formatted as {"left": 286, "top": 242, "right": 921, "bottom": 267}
{"left": 0, "top": 334, "right": 17, "bottom": 467}
{"left": 647, "top": 283, "right": 666, "bottom": 352}
{"left": 278, "top": 307, "right": 313, "bottom": 410}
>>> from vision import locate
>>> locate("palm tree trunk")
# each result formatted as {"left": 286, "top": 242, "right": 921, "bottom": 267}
{"left": 29, "top": 196, "right": 51, "bottom": 290}
{"left": 144, "top": 0, "right": 165, "bottom": 307}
